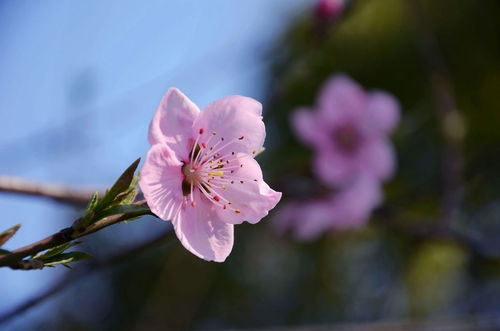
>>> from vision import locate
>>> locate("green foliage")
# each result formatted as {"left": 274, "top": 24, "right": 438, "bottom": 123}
{"left": 42, "top": 252, "right": 92, "bottom": 268}
{"left": 31, "top": 241, "right": 91, "bottom": 268}
{"left": 0, "top": 224, "right": 21, "bottom": 248}
{"left": 75, "top": 158, "right": 148, "bottom": 230}
{"left": 33, "top": 241, "right": 82, "bottom": 260}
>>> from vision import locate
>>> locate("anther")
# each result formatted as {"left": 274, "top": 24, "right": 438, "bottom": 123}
{"left": 213, "top": 196, "right": 220, "bottom": 202}
{"left": 212, "top": 131, "right": 217, "bottom": 135}
{"left": 191, "top": 201, "right": 197, "bottom": 207}
{"left": 201, "top": 142, "right": 207, "bottom": 148}
{"left": 238, "top": 136, "right": 244, "bottom": 140}
{"left": 199, "top": 128, "right": 204, "bottom": 134}
{"left": 235, "top": 209, "right": 241, "bottom": 214}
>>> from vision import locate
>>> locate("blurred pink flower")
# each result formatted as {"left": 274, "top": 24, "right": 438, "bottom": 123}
{"left": 140, "top": 88, "right": 281, "bottom": 262}
{"left": 274, "top": 176, "right": 382, "bottom": 241}
{"left": 292, "top": 74, "right": 400, "bottom": 187}
{"left": 315, "top": 0, "right": 344, "bottom": 21}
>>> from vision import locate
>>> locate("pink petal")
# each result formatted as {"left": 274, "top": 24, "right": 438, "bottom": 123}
{"left": 313, "top": 151, "right": 355, "bottom": 187}
{"left": 172, "top": 190, "right": 234, "bottom": 262}
{"left": 331, "top": 176, "right": 383, "bottom": 229}
{"left": 293, "top": 200, "right": 335, "bottom": 241}
{"left": 213, "top": 154, "right": 281, "bottom": 224}
{"left": 367, "top": 91, "right": 400, "bottom": 134}
{"left": 359, "top": 139, "right": 396, "bottom": 181}
{"left": 139, "top": 144, "right": 185, "bottom": 221}
{"left": 193, "top": 96, "right": 265, "bottom": 157}
{"left": 148, "top": 88, "right": 200, "bottom": 161}
{"left": 291, "top": 107, "right": 330, "bottom": 148}
{"left": 317, "top": 74, "right": 367, "bottom": 125}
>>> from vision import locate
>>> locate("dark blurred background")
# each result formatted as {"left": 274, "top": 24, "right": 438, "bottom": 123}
{"left": 1, "top": 0, "right": 500, "bottom": 330}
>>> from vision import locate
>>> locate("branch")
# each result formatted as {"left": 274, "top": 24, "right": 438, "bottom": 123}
{"left": 0, "top": 229, "right": 174, "bottom": 326}
{"left": 0, "top": 175, "right": 101, "bottom": 205}
{"left": 0, "top": 200, "right": 149, "bottom": 269}
{"left": 406, "top": 0, "right": 465, "bottom": 226}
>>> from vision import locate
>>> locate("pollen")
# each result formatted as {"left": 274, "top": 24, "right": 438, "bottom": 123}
{"left": 208, "top": 171, "right": 224, "bottom": 176}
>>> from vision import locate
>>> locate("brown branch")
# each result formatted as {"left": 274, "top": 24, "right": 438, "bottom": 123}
{"left": 0, "top": 175, "right": 102, "bottom": 205}
{"left": 0, "top": 229, "right": 174, "bottom": 326}
{"left": 0, "top": 200, "right": 149, "bottom": 268}
{"left": 406, "top": 0, "right": 465, "bottom": 226}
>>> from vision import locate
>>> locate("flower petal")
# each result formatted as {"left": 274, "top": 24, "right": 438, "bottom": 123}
{"left": 172, "top": 190, "right": 234, "bottom": 262}
{"left": 317, "top": 74, "right": 367, "bottom": 126}
{"left": 139, "top": 144, "right": 184, "bottom": 221}
{"left": 193, "top": 96, "right": 265, "bottom": 157}
{"left": 291, "top": 107, "right": 330, "bottom": 148}
{"left": 331, "top": 175, "right": 383, "bottom": 229}
{"left": 293, "top": 200, "right": 335, "bottom": 241}
{"left": 367, "top": 91, "right": 400, "bottom": 134}
{"left": 313, "top": 151, "right": 356, "bottom": 187}
{"left": 148, "top": 88, "right": 200, "bottom": 161}
{"left": 359, "top": 139, "right": 396, "bottom": 181}
{"left": 212, "top": 154, "right": 281, "bottom": 224}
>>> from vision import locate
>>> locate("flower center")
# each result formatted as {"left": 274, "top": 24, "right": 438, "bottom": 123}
{"left": 332, "top": 123, "right": 361, "bottom": 154}
{"left": 182, "top": 163, "right": 201, "bottom": 186}
{"left": 180, "top": 128, "right": 256, "bottom": 214}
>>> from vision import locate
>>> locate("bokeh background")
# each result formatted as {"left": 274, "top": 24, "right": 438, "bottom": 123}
{"left": 1, "top": 0, "right": 500, "bottom": 329}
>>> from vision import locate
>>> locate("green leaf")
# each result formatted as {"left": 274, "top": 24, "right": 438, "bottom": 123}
{"left": 0, "top": 224, "right": 21, "bottom": 248}
{"left": 113, "top": 174, "right": 140, "bottom": 206}
{"left": 42, "top": 252, "right": 91, "bottom": 267}
{"left": 33, "top": 241, "right": 81, "bottom": 259}
{"left": 96, "top": 158, "right": 141, "bottom": 210}
{"left": 0, "top": 248, "right": 11, "bottom": 255}
{"left": 86, "top": 192, "right": 99, "bottom": 212}
{"left": 94, "top": 204, "right": 151, "bottom": 221}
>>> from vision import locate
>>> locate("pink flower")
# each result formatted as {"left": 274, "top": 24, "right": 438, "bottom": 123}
{"left": 315, "top": 0, "right": 344, "bottom": 21}
{"left": 274, "top": 176, "right": 382, "bottom": 241}
{"left": 292, "top": 74, "right": 400, "bottom": 187}
{"left": 140, "top": 88, "right": 281, "bottom": 262}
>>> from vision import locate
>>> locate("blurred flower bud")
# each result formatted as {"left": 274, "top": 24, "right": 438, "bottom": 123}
{"left": 315, "top": 0, "right": 344, "bottom": 21}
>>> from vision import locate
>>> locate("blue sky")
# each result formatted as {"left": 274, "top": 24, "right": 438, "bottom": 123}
{"left": 0, "top": 0, "right": 308, "bottom": 326}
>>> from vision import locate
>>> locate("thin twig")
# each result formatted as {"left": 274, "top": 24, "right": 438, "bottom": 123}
{"left": 0, "top": 229, "right": 174, "bottom": 326}
{"left": 0, "top": 175, "right": 101, "bottom": 205}
{"left": 406, "top": 0, "right": 465, "bottom": 226}
{"left": 0, "top": 200, "right": 149, "bottom": 268}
